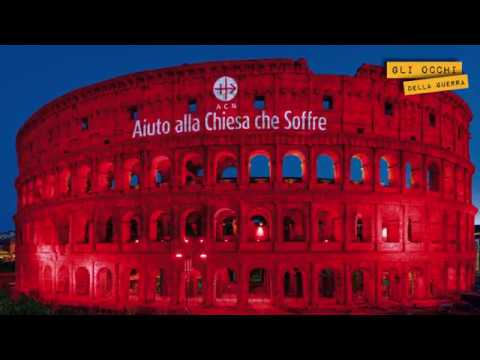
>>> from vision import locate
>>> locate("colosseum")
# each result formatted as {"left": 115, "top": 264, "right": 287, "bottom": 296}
{"left": 14, "top": 58, "right": 477, "bottom": 313}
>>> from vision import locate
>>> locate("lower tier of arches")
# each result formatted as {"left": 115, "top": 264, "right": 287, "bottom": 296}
{"left": 16, "top": 253, "right": 477, "bottom": 312}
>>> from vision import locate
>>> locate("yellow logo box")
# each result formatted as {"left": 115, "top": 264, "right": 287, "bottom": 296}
{"left": 403, "top": 74, "right": 469, "bottom": 96}
{"left": 386, "top": 61, "right": 462, "bottom": 79}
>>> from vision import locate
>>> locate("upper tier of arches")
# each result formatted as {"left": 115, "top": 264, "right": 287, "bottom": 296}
{"left": 16, "top": 60, "right": 473, "bottom": 171}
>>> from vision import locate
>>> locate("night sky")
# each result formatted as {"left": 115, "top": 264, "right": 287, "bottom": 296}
{"left": 1, "top": 45, "right": 479, "bottom": 231}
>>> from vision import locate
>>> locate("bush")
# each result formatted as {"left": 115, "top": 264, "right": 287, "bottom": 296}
{"left": 0, "top": 261, "right": 15, "bottom": 273}
{"left": 0, "top": 290, "right": 53, "bottom": 315}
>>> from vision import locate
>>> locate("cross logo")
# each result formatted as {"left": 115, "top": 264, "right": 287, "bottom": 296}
{"left": 213, "top": 76, "right": 238, "bottom": 102}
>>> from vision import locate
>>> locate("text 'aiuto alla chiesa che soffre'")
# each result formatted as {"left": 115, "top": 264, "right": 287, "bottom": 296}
{"left": 13, "top": 59, "right": 477, "bottom": 312}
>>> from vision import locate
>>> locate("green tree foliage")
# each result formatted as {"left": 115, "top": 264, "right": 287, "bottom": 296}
{"left": 0, "top": 290, "right": 53, "bottom": 315}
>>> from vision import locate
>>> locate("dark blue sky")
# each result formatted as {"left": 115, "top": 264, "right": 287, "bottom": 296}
{"left": 1, "top": 45, "right": 479, "bottom": 230}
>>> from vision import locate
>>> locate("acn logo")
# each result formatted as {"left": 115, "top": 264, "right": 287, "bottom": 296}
{"left": 213, "top": 76, "right": 238, "bottom": 102}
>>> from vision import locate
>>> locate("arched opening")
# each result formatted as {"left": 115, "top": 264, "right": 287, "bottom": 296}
{"left": 128, "top": 269, "right": 140, "bottom": 298}
{"left": 381, "top": 271, "right": 401, "bottom": 301}
{"left": 215, "top": 209, "right": 238, "bottom": 242}
{"left": 56, "top": 219, "right": 70, "bottom": 245}
{"left": 350, "top": 156, "right": 364, "bottom": 184}
{"left": 83, "top": 220, "right": 92, "bottom": 244}
{"left": 319, "top": 269, "right": 335, "bottom": 298}
{"left": 104, "top": 218, "right": 114, "bottom": 243}
{"left": 249, "top": 154, "right": 270, "bottom": 183}
{"left": 249, "top": 268, "right": 270, "bottom": 299}
{"left": 250, "top": 214, "right": 269, "bottom": 242}
{"left": 407, "top": 217, "right": 414, "bottom": 242}
{"left": 155, "top": 269, "right": 167, "bottom": 297}
{"left": 185, "top": 268, "right": 204, "bottom": 302}
{"left": 216, "top": 153, "right": 238, "bottom": 184}
{"left": 408, "top": 269, "right": 425, "bottom": 299}
{"left": 379, "top": 157, "right": 390, "bottom": 186}
{"left": 184, "top": 154, "right": 204, "bottom": 186}
{"left": 129, "top": 173, "right": 140, "bottom": 190}
{"left": 185, "top": 211, "right": 203, "bottom": 238}
{"left": 96, "top": 268, "right": 113, "bottom": 299}
{"left": 121, "top": 213, "right": 141, "bottom": 244}
{"left": 317, "top": 211, "right": 335, "bottom": 243}
{"left": 283, "top": 209, "right": 305, "bottom": 242}
{"left": 43, "top": 266, "right": 53, "bottom": 294}
{"left": 152, "top": 212, "right": 172, "bottom": 242}
{"left": 405, "top": 162, "right": 413, "bottom": 189}
{"left": 355, "top": 216, "right": 365, "bottom": 242}
{"left": 99, "top": 162, "right": 115, "bottom": 191}
{"left": 129, "top": 219, "right": 139, "bottom": 243}
{"left": 317, "top": 155, "right": 335, "bottom": 183}
{"left": 427, "top": 164, "right": 440, "bottom": 192}
{"left": 284, "top": 268, "right": 303, "bottom": 298}
{"left": 75, "top": 267, "right": 90, "bottom": 296}
{"left": 352, "top": 270, "right": 367, "bottom": 303}
{"left": 57, "top": 266, "right": 69, "bottom": 295}
{"left": 60, "top": 169, "right": 72, "bottom": 195}
{"left": 152, "top": 156, "right": 171, "bottom": 187}
{"left": 282, "top": 153, "right": 304, "bottom": 183}
{"left": 214, "top": 268, "right": 238, "bottom": 304}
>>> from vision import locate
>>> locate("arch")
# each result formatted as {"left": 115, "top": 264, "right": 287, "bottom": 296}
{"left": 316, "top": 154, "right": 335, "bottom": 183}
{"left": 43, "top": 265, "right": 53, "bottom": 294}
{"left": 60, "top": 169, "right": 72, "bottom": 195}
{"left": 350, "top": 156, "right": 364, "bottom": 183}
{"left": 282, "top": 152, "right": 304, "bottom": 182}
{"left": 82, "top": 219, "right": 92, "bottom": 244}
{"left": 352, "top": 269, "right": 367, "bottom": 303}
{"left": 185, "top": 268, "right": 204, "bottom": 300}
{"left": 381, "top": 270, "right": 401, "bottom": 301}
{"left": 99, "top": 162, "right": 115, "bottom": 190}
{"left": 215, "top": 152, "right": 238, "bottom": 184}
{"left": 215, "top": 208, "right": 238, "bottom": 242}
{"left": 57, "top": 266, "right": 69, "bottom": 295}
{"left": 152, "top": 155, "right": 171, "bottom": 186}
{"left": 79, "top": 165, "right": 92, "bottom": 194}
{"left": 283, "top": 209, "right": 305, "bottom": 242}
{"left": 46, "top": 174, "right": 56, "bottom": 198}
{"left": 75, "top": 267, "right": 90, "bottom": 296}
{"left": 407, "top": 217, "right": 414, "bottom": 243}
{"left": 96, "top": 268, "right": 113, "bottom": 299}
{"left": 379, "top": 157, "right": 390, "bottom": 186}
{"left": 128, "top": 269, "right": 140, "bottom": 297}
{"left": 408, "top": 268, "right": 425, "bottom": 299}
{"left": 249, "top": 210, "right": 270, "bottom": 242}
{"left": 319, "top": 269, "right": 335, "bottom": 298}
{"left": 214, "top": 267, "right": 238, "bottom": 304}
{"left": 183, "top": 153, "right": 204, "bottom": 186}
{"left": 150, "top": 211, "right": 172, "bottom": 242}
{"left": 185, "top": 210, "right": 203, "bottom": 238}
{"left": 122, "top": 212, "right": 141, "bottom": 243}
{"left": 355, "top": 215, "right": 365, "bottom": 242}
{"left": 249, "top": 153, "right": 270, "bottom": 183}
{"left": 284, "top": 268, "right": 304, "bottom": 298}
{"left": 249, "top": 268, "right": 270, "bottom": 298}
{"left": 405, "top": 162, "right": 413, "bottom": 189}
{"left": 125, "top": 158, "right": 141, "bottom": 190}
{"left": 103, "top": 217, "right": 114, "bottom": 243}
{"left": 56, "top": 217, "right": 70, "bottom": 245}
{"left": 155, "top": 269, "right": 168, "bottom": 297}
{"left": 427, "top": 163, "right": 440, "bottom": 192}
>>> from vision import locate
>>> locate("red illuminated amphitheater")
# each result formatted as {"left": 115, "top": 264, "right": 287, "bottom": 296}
{"left": 14, "top": 58, "right": 477, "bottom": 313}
